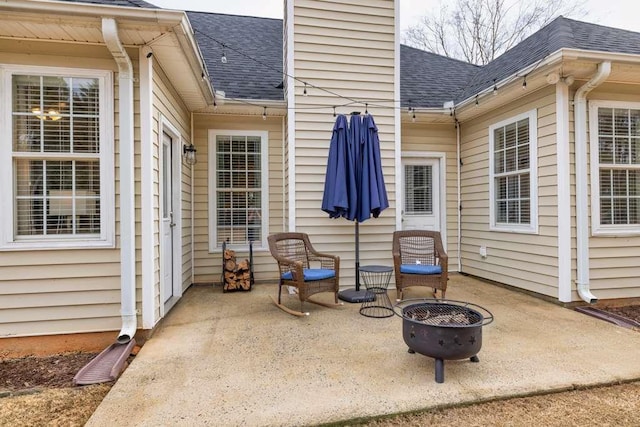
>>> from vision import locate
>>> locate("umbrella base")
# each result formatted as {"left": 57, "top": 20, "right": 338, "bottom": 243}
{"left": 338, "top": 288, "right": 375, "bottom": 303}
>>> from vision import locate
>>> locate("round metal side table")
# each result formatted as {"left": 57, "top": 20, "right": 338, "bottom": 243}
{"left": 359, "top": 265, "right": 394, "bottom": 318}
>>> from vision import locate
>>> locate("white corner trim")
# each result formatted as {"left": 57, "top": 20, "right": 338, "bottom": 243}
{"left": 140, "top": 46, "right": 155, "bottom": 329}
{"left": 286, "top": 0, "right": 296, "bottom": 232}
{"left": 488, "top": 109, "right": 539, "bottom": 234}
{"left": 394, "top": 0, "right": 402, "bottom": 232}
{"left": 556, "top": 82, "right": 572, "bottom": 302}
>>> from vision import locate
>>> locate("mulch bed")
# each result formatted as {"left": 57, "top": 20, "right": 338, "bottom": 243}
{"left": 604, "top": 305, "right": 640, "bottom": 324}
{"left": 0, "top": 353, "right": 97, "bottom": 392}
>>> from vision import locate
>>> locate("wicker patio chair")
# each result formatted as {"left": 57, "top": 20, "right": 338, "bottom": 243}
{"left": 392, "top": 230, "right": 448, "bottom": 300}
{"left": 267, "top": 232, "right": 342, "bottom": 316}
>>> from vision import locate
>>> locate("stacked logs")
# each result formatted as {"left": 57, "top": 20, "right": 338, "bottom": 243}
{"left": 223, "top": 248, "right": 252, "bottom": 292}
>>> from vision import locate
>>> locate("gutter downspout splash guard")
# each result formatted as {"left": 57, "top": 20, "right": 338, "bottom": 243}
{"left": 573, "top": 61, "right": 611, "bottom": 304}
{"left": 103, "top": 18, "right": 137, "bottom": 343}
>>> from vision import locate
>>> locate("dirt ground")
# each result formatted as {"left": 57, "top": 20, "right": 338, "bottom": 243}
{"left": 1, "top": 305, "right": 639, "bottom": 426}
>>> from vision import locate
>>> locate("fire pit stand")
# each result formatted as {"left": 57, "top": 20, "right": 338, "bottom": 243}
{"left": 394, "top": 298, "right": 494, "bottom": 383}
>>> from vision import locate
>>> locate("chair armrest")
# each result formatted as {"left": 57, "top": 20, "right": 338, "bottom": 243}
{"left": 276, "top": 259, "right": 304, "bottom": 282}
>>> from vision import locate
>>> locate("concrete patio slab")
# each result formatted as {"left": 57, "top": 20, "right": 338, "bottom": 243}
{"left": 87, "top": 274, "right": 640, "bottom": 426}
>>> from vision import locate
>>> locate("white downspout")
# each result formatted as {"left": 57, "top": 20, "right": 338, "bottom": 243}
{"left": 103, "top": 18, "right": 137, "bottom": 343}
{"left": 573, "top": 61, "right": 611, "bottom": 304}
{"left": 456, "top": 120, "right": 461, "bottom": 272}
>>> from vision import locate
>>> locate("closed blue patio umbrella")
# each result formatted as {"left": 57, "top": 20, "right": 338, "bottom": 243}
{"left": 322, "top": 112, "right": 389, "bottom": 303}
{"left": 321, "top": 114, "right": 354, "bottom": 218}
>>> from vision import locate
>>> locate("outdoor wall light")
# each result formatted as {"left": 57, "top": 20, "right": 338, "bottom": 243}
{"left": 183, "top": 144, "right": 197, "bottom": 165}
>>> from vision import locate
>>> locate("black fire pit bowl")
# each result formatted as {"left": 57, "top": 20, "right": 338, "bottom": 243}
{"left": 394, "top": 298, "right": 494, "bottom": 383}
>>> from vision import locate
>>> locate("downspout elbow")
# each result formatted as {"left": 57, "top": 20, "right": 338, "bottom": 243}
{"left": 573, "top": 61, "right": 610, "bottom": 304}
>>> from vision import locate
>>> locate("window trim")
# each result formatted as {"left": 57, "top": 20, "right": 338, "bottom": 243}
{"left": 208, "top": 129, "right": 269, "bottom": 252}
{"left": 0, "top": 64, "right": 114, "bottom": 250}
{"left": 488, "top": 109, "right": 538, "bottom": 234}
{"left": 589, "top": 100, "right": 640, "bottom": 236}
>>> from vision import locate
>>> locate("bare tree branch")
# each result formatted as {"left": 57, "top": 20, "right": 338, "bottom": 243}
{"left": 402, "top": 0, "right": 588, "bottom": 65}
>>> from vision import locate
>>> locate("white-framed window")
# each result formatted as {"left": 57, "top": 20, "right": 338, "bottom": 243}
{"left": 0, "top": 65, "right": 114, "bottom": 250}
{"left": 589, "top": 101, "right": 640, "bottom": 235}
{"left": 489, "top": 109, "right": 538, "bottom": 233}
{"left": 208, "top": 130, "right": 268, "bottom": 251}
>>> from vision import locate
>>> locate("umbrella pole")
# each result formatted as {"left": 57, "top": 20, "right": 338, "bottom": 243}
{"left": 355, "top": 220, "right": 360, "bottom": 291}
{"left": 337, "top": 220, "right": 374, "bottom": 303}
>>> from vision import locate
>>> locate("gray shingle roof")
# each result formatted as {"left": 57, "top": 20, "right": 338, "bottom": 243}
{"left": 401, "top": 45, "right": 479, "bottom": 108}
{"left": 456, "top": 16, "right": 640, "bottom": 103}
{"left": 188, "top": 12, "right": 284, "bottom": 101}
{"left": 57, "top": 0, "right": 157, "bottom": 7}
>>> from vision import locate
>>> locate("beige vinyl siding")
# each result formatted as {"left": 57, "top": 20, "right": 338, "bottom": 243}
{"left": 401, "top": 123, "right": 458, "bottom": 269}
{"left": 0, "top": 42, "right": 124, "bottom": 337}
{"left": 583, "top": 83, "right": 640, "bottom": 299}
{"left": 291, "top": 0, "right": 397, "bottom": 286}
{"left": 460, "top": 86, "right": 560, "bottom": 297}
{"left": 192, "top": 114, "right": 285, "bottom": 284}
{"left": 152, "top": 64, "right": 193, "bottom": 319}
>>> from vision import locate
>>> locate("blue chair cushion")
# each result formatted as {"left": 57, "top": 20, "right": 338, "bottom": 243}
{"left": 400, "top": 264, "right": 442, "bottom": 275}
{"left": 282, "top": 268, "right": 336, "bottom": 281}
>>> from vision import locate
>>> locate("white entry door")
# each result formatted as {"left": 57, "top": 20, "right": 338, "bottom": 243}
{"left": 401, "top": 158, "right": 440, "bottom": 231}
{"left": 161, "top": 132, "right": 175, "bottom": 303}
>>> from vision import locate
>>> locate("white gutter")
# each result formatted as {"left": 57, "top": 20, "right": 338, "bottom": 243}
{"left": 456, "top": 120, "right": 461, "bottom": 272}
{"left": 573, "top": 61, "right": 611, "bottom": 304}
{"left": 1, "top": 0, "right": 185, "bottom": 23}
{"left": 102, "top": 18, "right": 137, "bottom": 343}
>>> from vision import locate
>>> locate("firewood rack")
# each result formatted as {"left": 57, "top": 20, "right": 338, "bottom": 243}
{"left": 220, "top": 240, "right": 254, "bottom": 292}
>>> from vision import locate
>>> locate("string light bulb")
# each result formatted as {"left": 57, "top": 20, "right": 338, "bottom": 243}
{"left": 412, "top": 111, "right": 416, "bottom": 123}
{"left": 333, "top": 106, "right": 336, "bottom": 117}
{"left": 303, "top": 83, "right": 307, "bottom": 96}
{"left": 262, "top": 106, "right": 267, "bottom": 120}
{"left": 221, "top": 48, "right": 227, "bottom": 64}
{"left": 493, "top": 79, "right": 498, "bottom": 95}
{"left": 213, "top": 99, "right": 218, "bottom": 111}
{"left": 365, "top": 103, "right": 368, "bottom": 115}
{"left": 475, "top": 95, "right": 479, "bottom": 106}
{"left": 522, "top": 76, "right": 527, "bottom": 90}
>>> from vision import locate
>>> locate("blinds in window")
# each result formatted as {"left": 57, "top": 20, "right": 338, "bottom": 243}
{"left": 493, "top": 118, "right": 531, "bottom": 224}
{"left": 216, "top": 135, "right": 262, "bottom": 245}
{"left": 12, "top": 75, "right": 101, "bottom": 237}
{"left": 404, "top": 164, "right": 433, "bottom": 214}
{"left": 597, "top": 107, "right": 640, "bottom": 225}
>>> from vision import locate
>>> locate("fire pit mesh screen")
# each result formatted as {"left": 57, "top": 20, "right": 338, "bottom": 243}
{"left": 403, "top": 303, "right": 483, "bottom": 327}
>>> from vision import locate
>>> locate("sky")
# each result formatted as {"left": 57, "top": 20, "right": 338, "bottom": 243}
{"left": 149, "top": 0, "right": 640, "bottom": 33}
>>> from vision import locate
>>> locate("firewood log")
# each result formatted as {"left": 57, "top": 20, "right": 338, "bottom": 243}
{"left": 225, "top": 259, "right": 236, "bottom": 272}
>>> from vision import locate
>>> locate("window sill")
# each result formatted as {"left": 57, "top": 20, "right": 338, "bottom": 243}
{"left": 490, "top": 224, "right": 539, "bottom": 234}
{"left": 592, "top": 227, "right": 640, "bottom": 237}
{"left": 0, "top": 239, "right": 115, "bottom": 251}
